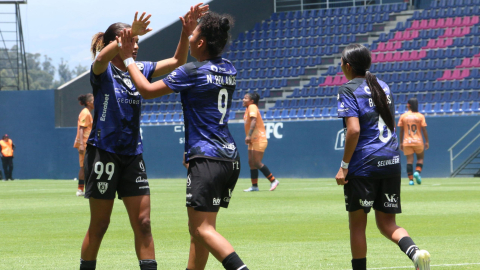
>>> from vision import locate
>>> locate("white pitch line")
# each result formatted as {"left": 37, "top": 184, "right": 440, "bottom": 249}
{"left": 352, "top": 262, "right": 480, "bottom": 270}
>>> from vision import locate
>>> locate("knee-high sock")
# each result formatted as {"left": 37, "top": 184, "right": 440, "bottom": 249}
{"left": 407, "top": 164, "right": 413, "bottom": 180}
{"left": 250, "top": 169, "right": 258, "bottom": 187}
{"left": 259, "top": 165, "right": 275, "bottom": 182}
{"left": 415, "top": 163, "right": 423, "bottom": 174}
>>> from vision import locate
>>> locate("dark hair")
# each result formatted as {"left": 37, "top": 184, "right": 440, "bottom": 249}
{"left": 408, "top": 97, "right": 419, "bottom": 112}
{"left": 341, "top": 44, "right": 394, "bottom": 131}
{"left": 78, "top": 93, "right": 93, "bottom": 106}
{"left": 91, "top": 22, "right": 131, "bottom": 59}
{"left": 197, "top": 12, "right": 234, "bottom": 57}
{"left": 245, "top": 92, "right": 260, "bottom": 105}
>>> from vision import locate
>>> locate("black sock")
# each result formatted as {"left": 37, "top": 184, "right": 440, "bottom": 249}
{"left": 80, "top": 259, "right": 96, "bottom": 270}
{"left": 351, "top": 258, "right": 366, "bottom": 270}
{"left": 139, "top": 260, "right": 157, "bottom": 270}
{"left": 259, "top": 165, "right": 275, "bottom": 182}
{"left": 398, "top": 236, "right": 419, "bottom": 261}
{"left": 222, "top": 252, "right": 248, "bottom": 270}
{"left": 250, "top": 169, "right": 258, "bottom": 187}
{"left": 407, "top": 164, "right": 413, "bottom": 180}
{"left": 415, "top": 163, "right": 423, "bottom": 173}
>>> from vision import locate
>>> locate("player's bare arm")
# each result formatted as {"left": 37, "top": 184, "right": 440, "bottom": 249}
{"left": 422, "top": 127, "right": 429, "bottom": 150}
{"left": 245, "top": 117, "right": 256, "bottom": 145}
{"left": 335, "top": 116, "right": 360, "bottom": 185}
{"left": 152, "top": 3, "right": 209, "bottom": 78}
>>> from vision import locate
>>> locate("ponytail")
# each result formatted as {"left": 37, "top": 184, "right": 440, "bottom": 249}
{"left": 91, "top": 32, "right": 105, "bottom": 59}
{"left": 365, "top": 71, "right": 395, "bottom": 131}
{"left": 407, "top": 97, "right": 419, "bottom": 112}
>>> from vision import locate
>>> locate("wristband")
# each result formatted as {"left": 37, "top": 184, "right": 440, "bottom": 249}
{"left": 341, "top": 160, "right": 349, "bottom": 169}
{"left": 123, "top": 57, "right": 135, "bottom": 68}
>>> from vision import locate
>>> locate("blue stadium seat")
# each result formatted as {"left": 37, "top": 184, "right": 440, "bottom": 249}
{"left": 141, "top": 114, "right": 149, "bottom": 124}
{"left": 305, "top": 108, "right": 315, "bottom": 118}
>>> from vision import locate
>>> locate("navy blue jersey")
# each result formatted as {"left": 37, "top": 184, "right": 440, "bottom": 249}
{"left": 163, "top": 57, "right": 239, "bottom": 162}
{"left": 337, "top": 78, "right": 401, "bottom": 179}
{"left": 88, "top": 61, "right": 156, "bottom": 155}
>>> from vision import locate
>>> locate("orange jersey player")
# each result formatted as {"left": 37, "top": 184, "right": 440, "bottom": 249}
{"left": 398, "top": 98, "right": 429, "bottom": 185}
{"left": 74, "top": 93, "right": 94, "bottom": 196}
{"left": 243, "top": 92, "right": 279, "bottom": 192}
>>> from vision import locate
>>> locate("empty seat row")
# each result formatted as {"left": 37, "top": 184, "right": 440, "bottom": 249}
{"left": 389, "top": 79, "right": 480, "bottom": 92}
{"left": 396, "top": 91, "right": 480, "bottom": 103}
{"left": 407, "top": 16, "right": 479, "bottom": 30}
{"left": 226, "top": 46, "right": 339, "bottom": 60}
{"left": 141, "top": 113, "right": 184, "bottom": 124}
{"left": 237, "top": 67, "right": 305, "bottom": 79}
{"left": 411, "top": 6, "right": 480, "bottom": 20}
{"left": 370, "top": 58, "right": 462, "bottom": 72}
{"left": 431, "top": 0, "right": 480, "bottom": 8}
{"left": 288, "top": 86, "right": 340, "bottom": 98}
{"left": 230, "top": 35, "right": 356, "bottom": 51}
{"left": 142, "top": 103, "right": 182, "bottom": 113}
{"left": 236, "top": 79, "right": 288, "bottom": 90}
{"left": 241, "top": 24, "right": 374, "bottom": 40}
{"left": 264, "top": 107, "right": 339, "bottom": 120}
{"left": 319, "top": 75, "right": 348, "bottom": 86}
{"left": 274, "top": 97, "right": 337, "bottom": 109}
{"left": 397, "top": 102, "right": 480, "bottom": 114}
{"left": 232, "top": 89, "right": 271, "bottom": 100}
{"left": 268, "top": 3, "right": 406, "bottom": 21}
{"left": 378, "top": 29, "right": 446, "bottom": 42}
{"left": 141, "top": 93, "right": 180, "bottom": 104}
{"left": 231, "top": 56, "right": 322, "bottom": 70}
{"left": 372, "top": 35, "right": 480, "bottom": 52}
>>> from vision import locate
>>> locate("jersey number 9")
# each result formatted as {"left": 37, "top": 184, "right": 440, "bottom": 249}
{"left": 218, "top": 89, "right": 228, "bottom": 124}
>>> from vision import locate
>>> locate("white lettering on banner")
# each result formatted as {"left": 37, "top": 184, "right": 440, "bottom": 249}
{"left": 265, "top": 122, "right": 283, "bottom": 139}
{"left": 335, "top": 129, "right": 346, "bottom": 150}
{"left": 174, "top": 126, "right": 185, "bottom": 132}
{"left": 179, "top": 138, "right": 185, "bottom": 144}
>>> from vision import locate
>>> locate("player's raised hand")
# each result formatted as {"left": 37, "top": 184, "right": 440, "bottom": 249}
{"left": 131, "top": 11, "right": 153, "bottom": 36}
{"left": 180, "top": 3, "right": 209, "bottom": 36}
{"left": 116, "top": 29, "right": 135, "bottom": 60}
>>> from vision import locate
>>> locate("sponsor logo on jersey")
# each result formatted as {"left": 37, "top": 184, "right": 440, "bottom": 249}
{"left": 98, "top": 182, "right": 108, "bottom": 194}
{"left": 377, "top": 156, "right": 400, "bottom": 167}
{"left": 139, "top": 161, "right": 145, "bottom": 171}
{"left": 136, "top": 176, "right": 148, "bottom": 183}
{"left": 123, "top": 78, "right": 133, "bottom": 89}
{"left": 100, "top": 94, "right": 109, "bottom": 121}
{"left": 223, "top": 143, "right": 236, "bottom": 150}
{"left": 359, "top": 199, "right": 374, "bottom": 207}
{"left": 139, "top": 186, "right": 149, "bottom": 189}
{"left": 166, "top": 71, "right": 177, "bottom": 83}
{"left": 186, "top": 193, "right": 193, "bottom": 198}
{"left": 136, "top": 62, "right": 144, "bottom": 71}
{"left": 384, "top": 193, "right": 399, "bottom": 208}
{"left": 213, "top": 198, "right": 221, "bottom": 205}
{"left": 187, "top": 175, "right": 191, "bottom": 187}
{"left": 223, "top": 197, "right": 230, "bottom": 202}
{"left": 211, "top": 65, "right": 218, "bottom": 72}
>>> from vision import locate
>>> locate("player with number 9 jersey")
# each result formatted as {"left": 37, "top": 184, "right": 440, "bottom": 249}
{"left": 163, "top": 58, "right": 239, "bottom": 162}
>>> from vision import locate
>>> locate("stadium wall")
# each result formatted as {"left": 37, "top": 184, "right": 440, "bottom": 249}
{"left": 1, "top": 90, "right": 479, "bottom": 180}
{"left": 54, "top": 0, "right": 275, "bottom": 128}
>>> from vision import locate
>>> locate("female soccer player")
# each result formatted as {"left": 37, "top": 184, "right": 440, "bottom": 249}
{"left": 242, "top": 92, "right": 279, "bottom": 192}
{"left": 80, "top": 5, "right": 207, "bottom": 270}
{"left": 335, "top": 44, "right": 430, "bottom": 270}
{"left": 117, "top": 12, "right": 250, "bottom": 270}
{"left": 398, "top": 98, "right": 429, "bottom": 185}
{"left": 74, "top": 93, "right": 94, "bottom": 197}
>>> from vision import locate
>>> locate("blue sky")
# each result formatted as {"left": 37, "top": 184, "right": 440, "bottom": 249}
{"left": 1, "top": 0, "right": 211, "bottom": 78}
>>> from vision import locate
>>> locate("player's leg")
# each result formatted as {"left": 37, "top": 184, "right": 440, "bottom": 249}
{"left": 349, "top": 209, "right": 368, "bottom": 270}
{"left": 187, "top": 208, "right": 248, "bottom": 270}
{"left": 405, "top": 151, "right": 415, "bottom": 185}
{"left": 375, "top": 211, "right": 430, "bottom": 269}
{"left": 123, "top": 195, "right": 157, "bottom": 269}
{"left": 119, "top": 155, "right": 156, "bottom": 269}
{"left": 77, "top": 153, "right": 86, "bottom": 196}
{"left": 7, "top": 157, "right": 13, "bottom": 180}
{"left": 80, "top": 198, "right": 115, "bottom": 269}
{"left": 414, "top": 148, "right": 425, "bottom": 185}
{"left": 244, "top": 149, "right": 259, "bottom": 192}
{"left": 187, "top": 234, "right": 210, "bottom": 270}
{"left": 2, "top": 157, "right": 8, "bottom": 180}
{"left": 254, "top": 142, "right": 279, "bottom": 190}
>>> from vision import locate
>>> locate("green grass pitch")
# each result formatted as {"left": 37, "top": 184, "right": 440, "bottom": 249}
{"left": 1, "top": 178, "right": 479, "bottom": 269}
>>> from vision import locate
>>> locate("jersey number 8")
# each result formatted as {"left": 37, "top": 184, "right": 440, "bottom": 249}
{"left": 378, "top": 115, "right": 392, "bottom": 143}
{"left": 218, "top": 89, "right": 228, "bottom": 124}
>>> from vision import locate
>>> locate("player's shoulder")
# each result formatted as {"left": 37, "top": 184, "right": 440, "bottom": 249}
{"left": 248, "top": 104, "right": 258, "bottom": 110}
{"left": 339, "top": 78, "right": 364, "bottom": 95}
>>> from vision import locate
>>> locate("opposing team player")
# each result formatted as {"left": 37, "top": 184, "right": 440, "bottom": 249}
{"left": 398, "top": 98, "right": 429, "bottom": 185}
{"left": 74, "top": 94, "right": 94, "bottom": 197}
{"left": 79, "top": 5, "right": 206, "bottom": 270}
{"left": 335, "top": 44, "right": 430, "bottom": 270}
{"left": 242, "top": 92, "right": 279, "bottom": 192}
{"left": 117, "top": 11, "right": 250, "bottom": 270}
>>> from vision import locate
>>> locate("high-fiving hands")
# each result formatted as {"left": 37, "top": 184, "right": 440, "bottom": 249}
{"left": 131, "top": 12, "right": 153, "bottom": 37}
{"left": 181, "top": 3, "right": 209, "bottom": 36}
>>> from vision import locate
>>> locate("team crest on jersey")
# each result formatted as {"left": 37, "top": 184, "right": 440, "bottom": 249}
{"left": 136, "top": 62, "right": 144, "bottom": 71}
{"left": 98, "top": 182, "right": 108, "bottom": 194}
{"left": 211, "top": 65, "right": 218, "bottom": 72}
{"left": 123, "top": 78, "right": 133, "bottom": 89}
{"left": 139, "top": 160, "right": 145, "bottom": 172}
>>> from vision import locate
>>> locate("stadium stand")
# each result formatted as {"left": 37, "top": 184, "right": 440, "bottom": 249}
{"left": 141, "top": 0, "right": 480, "bottom": 125}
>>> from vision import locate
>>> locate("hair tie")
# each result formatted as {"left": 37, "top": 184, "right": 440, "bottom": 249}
{"left": 365, "top": 69, "right": 370, "bottom": 72}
